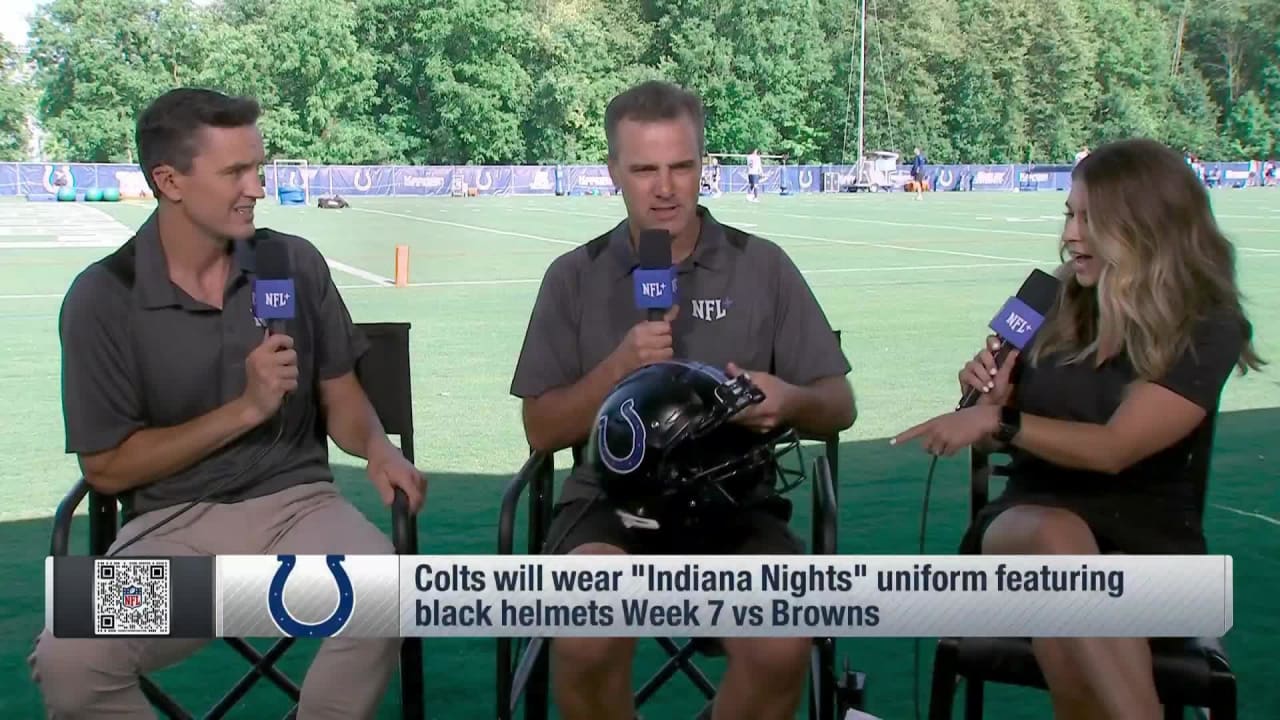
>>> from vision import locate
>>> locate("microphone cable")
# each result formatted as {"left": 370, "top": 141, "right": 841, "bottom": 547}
{"left": 107, "top": 410, "right": 287, "bottom": 558}
{"left": 913, "top": 453, "right": 940, "bottom": 720}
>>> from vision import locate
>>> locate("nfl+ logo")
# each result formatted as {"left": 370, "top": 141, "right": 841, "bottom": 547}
{"left": 121, "top": 585, "right": 144, "bottom": 609}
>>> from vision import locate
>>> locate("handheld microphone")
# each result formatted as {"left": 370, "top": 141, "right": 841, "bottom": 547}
{"left": 110, "top": 236, "right": 297, "bottom": 558}
{"left": 252, "top": 236, "right": 296, "bottom": 335}
{"left": 957, "top": 268, "right": 1059, "bottom": 410}
{"left": 634, "top": 229, "right": 674, "bottom": 321}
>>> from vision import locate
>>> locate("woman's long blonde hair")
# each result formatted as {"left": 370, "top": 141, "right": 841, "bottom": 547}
{"left": 1029, "top": 138, "right": 1264, "bottom": 379}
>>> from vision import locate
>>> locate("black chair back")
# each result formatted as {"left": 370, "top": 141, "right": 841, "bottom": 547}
{"left": 50, "top": 320, "right": 424, "bottom": 720}
{"left": 930, "top": 403, "right": 1236, "bottom": 720}
{"left": 355, "top": 322, "right": 416, "bottom": 464}
{"left": 496, "top": 327, "right": 860, "bottom": 720}
{"left": 1185, "top": 415, "right": 1216, "bottom": 520}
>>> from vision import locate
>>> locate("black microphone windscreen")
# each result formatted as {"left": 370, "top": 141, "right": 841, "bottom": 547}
{"left": 637, "top": 229, "right": 672, "bottom": 269}
{"left": 255, "top": 235, "right": 292, "bottom": 280}
{"left": 955, "top": 268, "right": 1060, "bottom": 410}
{"left": 1016, "top": 268, "right": 1060, "bottom": 315}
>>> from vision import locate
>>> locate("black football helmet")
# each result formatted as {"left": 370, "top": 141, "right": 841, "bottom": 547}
{"left": 586, "top": 360, "right": 805, "bottom": 531}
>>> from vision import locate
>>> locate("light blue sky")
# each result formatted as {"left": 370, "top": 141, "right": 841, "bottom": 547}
{"left": 2, "top": 1, "right": 218, "bottom": 49}
{"left": 0, "top": 0, "right": 37, "bottom": 48}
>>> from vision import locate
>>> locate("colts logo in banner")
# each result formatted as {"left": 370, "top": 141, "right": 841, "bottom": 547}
{"left": 217, "top": 555, "right": 399, "bottom": 638}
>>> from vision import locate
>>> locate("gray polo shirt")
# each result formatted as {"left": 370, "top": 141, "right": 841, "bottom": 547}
{"left": 511, "top": 205, "right": 850, "bottom": 504}
{"left": 58, "top": 212, "right": 369, "bottom": 518}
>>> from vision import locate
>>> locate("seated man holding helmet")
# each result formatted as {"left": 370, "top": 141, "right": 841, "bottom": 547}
{"left": 509, "top": 79, "right": 855, "bottom": 720}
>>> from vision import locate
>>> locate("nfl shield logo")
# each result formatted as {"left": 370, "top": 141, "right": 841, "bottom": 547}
{"left": 121, "top": 586, "right": 143, "bottom": 609}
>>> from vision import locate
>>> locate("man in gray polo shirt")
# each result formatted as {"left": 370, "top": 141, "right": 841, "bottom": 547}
{"left": 511, "top": 81, "right": 855, "bottom": 720}
{"left": 30, "top": 88, "right": 425, "bottom": 719}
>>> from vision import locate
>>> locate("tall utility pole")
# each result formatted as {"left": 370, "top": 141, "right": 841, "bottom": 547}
{"left": 1171, "top": 0, "right": 1191, "bottom": 75}
{"left": 856, "top": 0, "right": 867, "bottom": 177}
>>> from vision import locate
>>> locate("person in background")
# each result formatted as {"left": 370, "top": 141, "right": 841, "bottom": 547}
{"left": 746, "top": 148, "right": 763, "bottom": 202}
{"left": 911, "top": 147, "right": 927, "bottom": 199}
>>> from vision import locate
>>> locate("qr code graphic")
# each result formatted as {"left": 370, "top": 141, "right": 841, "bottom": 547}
{"left": 93, "top": 559, "right": 171, "bottom": 636}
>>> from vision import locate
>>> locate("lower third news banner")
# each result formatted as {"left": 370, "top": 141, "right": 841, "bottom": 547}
{"left": 47, "top": 555, "right": 1232, "bottom": 639}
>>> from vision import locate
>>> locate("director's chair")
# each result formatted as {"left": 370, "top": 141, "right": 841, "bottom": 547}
{"left": 495, "top": 334, "right": 869, "bottom": 720}
{"left": 49, "top": 322, "right": 425, "bottom": 719}
{"left": 926, "top": 418, "right": 1236, "bottom": 719}
{"left": 496, "top": 442, "right": 865, "bottom": 720}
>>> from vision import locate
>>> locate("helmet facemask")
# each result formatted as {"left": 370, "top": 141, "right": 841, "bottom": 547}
{"left": 612, "top": 372, "right": 809, "bottom": 531}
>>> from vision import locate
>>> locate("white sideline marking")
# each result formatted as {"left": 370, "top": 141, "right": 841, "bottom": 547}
{"left": 270, "top": 260, "right": 1035, "bottom": 292}
{"left": 516, "top": 205, "right": 621, "bottom": 221}
{"left": 773, "top": 211, "right": 1060, "bottom": 239}
{"left": 0, "top": 240, "right": 119, "bottom": 249}
{"left": 769, "top": 231, "right": 1044, "bottom": 264}
{"left": 0, "top": 260, "right": 1039, "bottom": 301}
{"left": 517, "top": 205, "right": 1049, "bottom": 258}
{"left": 1212, "top": 504, "right": 1280, "bottom": 527}
{"left": 1213, "top": 502, "right": 1274, "bottom": 525}
{"left": 350, "top": 207, "right": 578, "bottom": 246}
{"left": 345, "top": 278, "right": 541, "bottom": 289}
{"left": 802, "top": 261, "right": 1027, "bottom": 274}
{"left": 326, "top": 258, "right": 393, "bottom": 286}
{"left": 0, "top": 202, "right": 134, "bottom": 248}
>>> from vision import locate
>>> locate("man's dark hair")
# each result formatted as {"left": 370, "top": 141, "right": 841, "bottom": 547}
{"left": 604, "top": 80, "right": 705, "bottom": 160}
{"left": 136, "top": 88, "right": 261, "bottom": 194}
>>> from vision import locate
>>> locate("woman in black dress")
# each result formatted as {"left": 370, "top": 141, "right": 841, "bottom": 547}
{"left": 894, "top": 137, "right": 1264, "bottom": 719}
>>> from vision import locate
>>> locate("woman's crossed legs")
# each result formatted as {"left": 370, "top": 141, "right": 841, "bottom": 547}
{"left": 982, "top": 505, "right": 1162, "bottom": 720}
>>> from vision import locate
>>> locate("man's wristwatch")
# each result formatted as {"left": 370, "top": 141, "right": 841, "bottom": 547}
{"left": 994, "top": 406, "right": 1022, "bottom": 445}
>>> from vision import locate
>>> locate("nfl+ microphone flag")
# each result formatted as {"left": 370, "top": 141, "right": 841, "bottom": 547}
{"left": 252, "top": 279, "right": 296, "bottom": 322}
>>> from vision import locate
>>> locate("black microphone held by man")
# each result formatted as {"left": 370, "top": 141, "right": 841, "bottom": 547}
{"left": 633, "top": 228, "right": 674, "bottom": 321}
{"left": 252, "top": 236, "right": 297, "bottom": 336}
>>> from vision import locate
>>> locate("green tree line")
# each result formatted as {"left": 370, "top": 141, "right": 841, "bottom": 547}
{"left": 1, "top": 0, "right": 1276, "bottom": 164}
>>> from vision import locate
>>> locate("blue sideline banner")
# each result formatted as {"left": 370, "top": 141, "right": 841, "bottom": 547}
{"left": 2, "top": 161, "right": 1264, "bottom": 199}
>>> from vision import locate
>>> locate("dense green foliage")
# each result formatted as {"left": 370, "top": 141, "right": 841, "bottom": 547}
{"left": 0, "top": 38, "right": 30, "bottom": 161}
{"left": 9, "top": 0, "right": 1280, "bottom": 163}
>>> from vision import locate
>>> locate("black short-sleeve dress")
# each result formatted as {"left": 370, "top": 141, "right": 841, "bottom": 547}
{"left": 960, "top": 307, "right": 1247, "bottom": 555}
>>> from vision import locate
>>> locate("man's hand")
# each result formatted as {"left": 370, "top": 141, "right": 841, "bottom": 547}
{"left": 367, "top": 441, "right": 427, "bottom": 514}
{"left": 242, "top": 331, "right": 298, "bottom": 422}
{"left": 609, "top": 305, "right": 679, "bottom": 376}
{"left": 726, "top": 362, "right": 793, "bottom": 433}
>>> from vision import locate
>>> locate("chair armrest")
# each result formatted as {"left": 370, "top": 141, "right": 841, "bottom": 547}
{"left": 1192, "top": 636, "right": 1230, "bottom": 671}
{"left": 391, "top": 488, "right": 417, "bottom": 554}
{"left": 499, "top": 452, "right": 552, "bottom": 555}
{"left": 50, "top": 478, "right": 92, "bottom": 557}
{"left": 812, "top": 455, "right": 837, "bottom": 555}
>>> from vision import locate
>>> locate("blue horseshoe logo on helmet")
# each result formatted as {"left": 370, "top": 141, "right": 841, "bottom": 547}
{"left": 599, "top": 398, "right": 646, "bottom": 474}
{"left": 268, "top": 555, "right": 355, "bottom": 638}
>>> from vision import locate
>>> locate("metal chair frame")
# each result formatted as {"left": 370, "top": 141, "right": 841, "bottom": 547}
{"left": 48, "top": 322, "right": 425, "bottom": 720}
